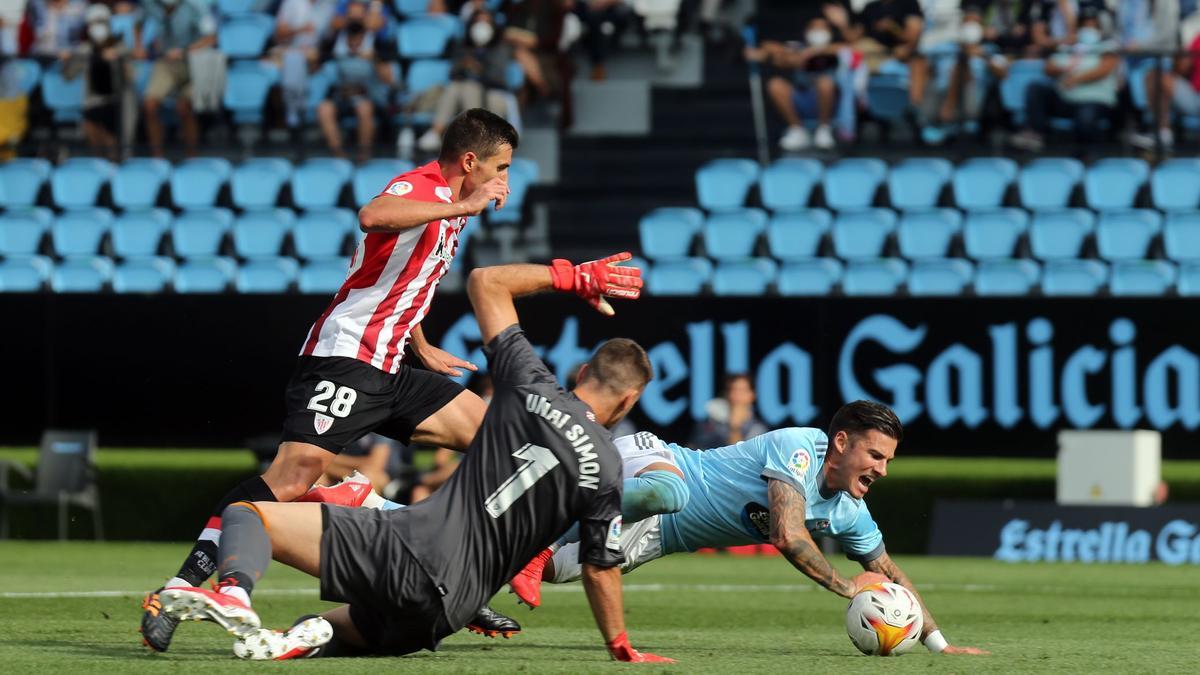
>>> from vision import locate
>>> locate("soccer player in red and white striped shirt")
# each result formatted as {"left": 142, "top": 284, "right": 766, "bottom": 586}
{"left": 141, "top": 109, "right": 520, "bottom": 652}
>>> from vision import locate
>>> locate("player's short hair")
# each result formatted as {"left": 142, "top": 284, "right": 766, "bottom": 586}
{"left": 829, "top": 400, "right": 904, "bottom": 444}
{"left": 579, "top": 338, "right": 653, "bottom": 394}
{"left": 439, "top": 109, "right": 519, "bottom": 162}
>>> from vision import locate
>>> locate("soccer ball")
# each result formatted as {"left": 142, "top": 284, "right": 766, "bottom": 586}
{"left": 845, "top": 582, "right": 923, "bottom": 656}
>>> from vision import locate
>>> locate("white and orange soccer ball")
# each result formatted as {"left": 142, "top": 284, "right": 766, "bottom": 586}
{"left": 845, "top": 582, "right": 923, "bottom": 656}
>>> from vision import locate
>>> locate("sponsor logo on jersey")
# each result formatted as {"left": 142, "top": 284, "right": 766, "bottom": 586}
{"left": 387, "top": 181, "right": 414, "bottom": 197}
{"left": 314, "top": 413, "right": 334, "bottom": 435}
{"left": 435, "top": 186, "right": 453, "bottom": 203}
{"left": 606, "top": 515, "right": 623, "bottom": 551}
{"left": 788, "top": 448, "right": 811, "bottom": 478}
{"left": 432, "top": 228, "right": 454, "bottom": 264}
{"left": 741, "top": 502, "right": 770, "bottom": 540}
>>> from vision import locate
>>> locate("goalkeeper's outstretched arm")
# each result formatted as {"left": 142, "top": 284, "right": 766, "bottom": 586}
{"left": 860, "top": 553, "right": 989, "bottom": 655}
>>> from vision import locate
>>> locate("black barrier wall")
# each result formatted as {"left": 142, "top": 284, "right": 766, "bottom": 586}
{"left": 4, "top": 294, "right": 1200, "bottom": 455}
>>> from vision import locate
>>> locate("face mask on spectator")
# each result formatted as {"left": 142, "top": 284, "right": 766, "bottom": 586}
{"left": 1077, "top": 27, "right": 1101, "bottom": 45}
{"left": 805, "top": 28, "right": 831, "bottom": 48}
{"left": 87, "top": 22, "right": 109, "bottom": 42}
{"left": 960, "top": 21, "right": 983, "bottom": 44}
{"left": 470, "top": 21, "right": 494, "bottom": 47}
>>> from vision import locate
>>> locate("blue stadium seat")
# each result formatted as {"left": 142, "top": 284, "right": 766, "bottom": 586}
{"left": 218, "top": 13, "right": 274, "bottom": 59}
{"left": 1017, "top": 158, "right": 1084, "bottom": 210}
{"left": 489, "top": 165, "right": 535, "bottom": 225}
{"left": 896, "top": 209, "right": 962, "bottom": 259}
{"left": 396, "top": 59, "right": 452, "bottom": 125}
{"left": 907, "top": 259, "right": 973, "bottom": 296}
{"left": 232, "top": 209, "right": 295, "bottom": 259}
{"left": 2, "top": 59, "right": 41, "bottom": 95}
{"left": 695, "top": 158, "right": 760, "bottom": 212}
{"left": 224, "top": 61, "right": 280, "bottom": 124}
{"left": 841, "top": 259, "right": 907, "bottom": 295}
{"left": 712, "top": 259, "right": 777, "bottom": 296}
{"left": 777, "top": 259, "right": 843, "bottom": 296}
{"left": 766, "top": 209, "right": 832, "bottom": 260}
{"left": 639, "top": 207, "right": 704, "bottom": 260}
{"left": 1029, "top": 209, "right": 1095, "bottom": 260}
{"left": 236, "top": 257, "right": 299, "bottom": 293}
{"left": 111, "top": 209, "right": 172, "bottom": 258}
{"left": 50, "top": 257, "right": 113, "bottom": 293}
{"left": 866, "top": 73, "right": 910, "bottom": 121}
{"left": 999, "top": 59, "right": 1050, "bottom": 125}
{"left": 232, "top": 158, "right": 293, "bottom": 210}
{"left": 0, "top": 158, "right": 51, "bottom": 208}
{"left": 887, "top": 158, "right": 953, "bottom": 210}
{"left": 1041, "top": 260, "right": 1108, "bottom": 296}
{"left": 759, "top": 158, "right": 822, "bottom": 211}
{"left": 963, "top": 208, "right": 1029, "bottom": 260}
{"left": 0, "top": 208, "right": 53, "bottom": 256}
{"left": 174, "top": 257, "right": 237, "bottom": 293}
{"left": 702, "top": 208, "right": 768, "bottom": 261}
{"left": 112, "top": 158, "right": 172, "bottom": 210}
{"left": 172, "top": 209, "right": 234, "bottom": 258}
{"left": 112, "top": 258, "right": 175, "bottom": 294}
{"left": 952, "top": 157, "right": 1018, "bottom": 210}
{"left": 395, "top": 0, "right": 431, "bottom": 15}
{"left": 1110, "top": 260, "right": 1176, "bottom": 296}
{"left": 397, "top": 17, "right": 454, "bottom": 59}
{"left": 974, "top": 259, "right": 1040, "bottom": 296}
{"left": 1178, "top": 262, "right": 1200, "bottom": 296}
{"left": 646, "top": 258, "right": 712, "bottom": 295}
{"left": 291, "top": 158, "right": 353, "bottom": 211}
{"left": 299, "top": 259, "right": 350, "bottom": 294}
{"left": 1164, "top": 212, "right": 1200, "bottom": 262}
{"left": 1150, "top": 159, "right": 1200, "bottom": 211}
{"left": 41, "top": 63, "right": 84, "bottom": 123}
{"left": 52, "top": 209, "right": 114, "bottom": 258}
{"left": 0, "top": 256, "right": 52, "bottom": 292}
{"left": 52, "top": 158, "right": 114, "bottom": 209}
{"left": 822, "top": 158, "right": 887, "bottom": 211}
{"left": 217, "top": 0, "right": 259, "bottom": 15}
{"left": 831, "top": 209, "right": 897, "bottom": 260}
{"left": 293, "top": 209, "right": 356, "bottom": 260}
{"left": 353, "top": 159, "right": 416, "bottom": 206}
{"left": 171, "top": 158, "right": 233, "bottom": 210}
{"left": 1096, "top": 210, "right": 1162, "bottom": 261}
{"left": 1084, "top": 158, "right": 1150, "bottom": 211}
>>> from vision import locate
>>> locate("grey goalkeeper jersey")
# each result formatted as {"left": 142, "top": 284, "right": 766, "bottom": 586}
{"left": 388, "top": 324, "right": 625, "bottom": 629}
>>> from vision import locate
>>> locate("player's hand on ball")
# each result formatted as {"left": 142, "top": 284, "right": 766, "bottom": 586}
{"left": 941, "top": 645, "right": 990, "bottom": 655}
{"left": 548, "top": 252, "right": 643, "bottom": 316}
{"left": 607, "top": 632, "right": 676, "bottom": 663}
{"left": 849, "top": 572, "right": 891, "bottom": 596}
{"left": 461, "top": 177, "right": 510, "bottom": 215}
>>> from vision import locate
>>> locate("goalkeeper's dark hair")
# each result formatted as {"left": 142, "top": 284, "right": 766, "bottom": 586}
{"left": 829, "top": 400, "right": 904, "bottom": 444}
{"left": 579, "top": 338, "right": 653, "bottom": 394}
{"left": 439, "top": 108, "right": 519, "bottom": 162}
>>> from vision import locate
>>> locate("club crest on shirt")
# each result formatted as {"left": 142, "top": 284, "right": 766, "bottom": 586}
{"left": 387, "top": 181, "right": 413, "bottom": 197}
{"left": 788, "top": 448, "right": 811, "bottom": 478}
{"left": 432, "top": 228, "right": 455, "bottom": 264}
{"left": 314, "top": 413, "right": 334, "bottom": 435}
{"left": 606, "top": 516, "right": 623, "bottom": 551}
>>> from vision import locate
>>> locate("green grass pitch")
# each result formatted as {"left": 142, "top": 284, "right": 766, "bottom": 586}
{"left": 0, "top": 542, "right": 1195, "bottom": 673}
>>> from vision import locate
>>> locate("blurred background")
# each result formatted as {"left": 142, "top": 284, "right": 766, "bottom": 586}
{"left": 1, "top": 0, "right": 1199, "bottom": 567}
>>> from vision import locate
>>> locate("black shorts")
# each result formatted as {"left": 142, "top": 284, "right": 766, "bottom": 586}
{"left": 319, "top": 505, "right": 452, "bottom": 655}
{"left": 280, "top": 356, "right": 463, "bottom": 453}
{"left": 83, "top": 103, "right": 118, "bottom": 134}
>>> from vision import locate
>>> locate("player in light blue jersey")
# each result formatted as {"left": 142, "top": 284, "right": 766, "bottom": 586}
{"left": 511, "top": 400, "right": 986, "bottom": 656}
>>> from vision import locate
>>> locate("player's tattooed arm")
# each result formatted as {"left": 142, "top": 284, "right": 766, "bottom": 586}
{"left": 767, "top": 479, "right": 855, "bottom": 598}
{"left": 862, "top": 552, "right": 938, "bottom": 637}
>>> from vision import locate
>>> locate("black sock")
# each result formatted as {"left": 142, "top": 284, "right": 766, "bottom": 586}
{"left": 173, "top": 476, "right": 277, "bottom": 587}
{"left": 216, "top": 502, "right": 272, "bottom": 597}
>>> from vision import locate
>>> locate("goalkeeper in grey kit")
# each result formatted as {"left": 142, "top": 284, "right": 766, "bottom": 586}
{"left": 157, "top": 253, "right": 675, "bottom": 663}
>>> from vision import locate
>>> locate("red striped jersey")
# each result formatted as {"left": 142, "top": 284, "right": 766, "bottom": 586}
{"left": 300, "top": 161, "right": 465, "bottom": 374}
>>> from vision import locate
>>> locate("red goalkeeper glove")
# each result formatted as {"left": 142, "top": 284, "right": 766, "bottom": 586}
{"left": 606, "top": 631, "right": 675, "bottom": 663}
{"left": 547, "top": 252, "right": 643, "bottom": 316}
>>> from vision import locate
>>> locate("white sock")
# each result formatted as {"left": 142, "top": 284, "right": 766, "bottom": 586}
{"left": 219, "top": 585, "right": 252, "bottom": 607}
{"left": 164, "top": 576, "right": 191, "bottom": 589}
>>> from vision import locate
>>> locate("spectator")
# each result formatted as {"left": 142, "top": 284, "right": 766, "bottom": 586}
{"left": 136, "top": 0, "right": 216, "bottom": 158}
{"left": 1024, "top": 0, "right": 1079, "bottom": 52}
{"left": 274, "top": 0, "right": 337, "bottom": 129}
{"left": 746, "top": 13, "right": 843, "bottom": 151}
{"left": 0, "top": 61, "right": 29, "bottom": 157}
{"left": 61, "top": 3, "right": 134, "bottom": 158}
{"left": 1134, "top": 30, "right": 1200, "bottom": 150}
{"left": 316, "top": 0, "right": 396, "bottom": 161}
{"left": 1010, "top": 4, "right": 1119, "bottom": 150}
{"left": 329, "top": 0, "right": 388, "bottom": 37}
{"left": 688, "top": 374, "right": 768, "bottom": 450}
{"left": 856, "top": 0, "right": 927, "bottom": 110}
{"left": 575, "top": 0, "right": 632, "bottom": 81}
{"left": 29, "top": 0, "right": 87, "bottom": 57}
{"left": 0, "top": 0, "right": 26, "bottom": 56}
{"left": 917, "top": 4, "right": 1009, "bottom": 145}
{"left": 977, "top": 0, "right": 1037, "bottom": 53}
{"left": 417, "top": 8, "right": 515, "bottom": 152}
{"left": 505, "top": 0, "right": 573, "bottom": 124}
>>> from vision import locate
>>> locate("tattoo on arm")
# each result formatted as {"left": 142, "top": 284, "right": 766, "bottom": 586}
{"left": 863, "top": 553, "right": 939, "bottom": 637}
{"left": 767, "top": 480, "right": 854, "bottom": 598}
